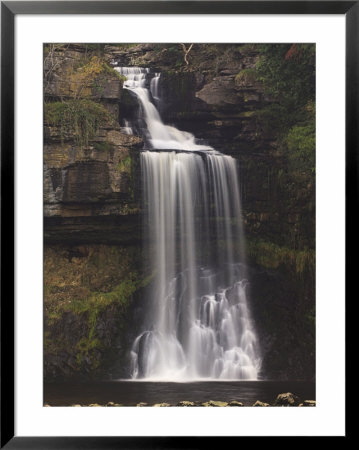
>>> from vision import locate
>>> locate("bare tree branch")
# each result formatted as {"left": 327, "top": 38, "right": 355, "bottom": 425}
{"left": 180, "top": 43, "right": 194, "bottom": 66}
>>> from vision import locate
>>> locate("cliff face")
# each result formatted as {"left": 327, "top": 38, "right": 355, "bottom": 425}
{"left": 44, "top": 45, "right": 143, "bottom": 245}
{"left": 44, "top": 44, "right": 315, "bottom": 381}
{"left": 43, "top": 45, "right": 148, "bottom": 379}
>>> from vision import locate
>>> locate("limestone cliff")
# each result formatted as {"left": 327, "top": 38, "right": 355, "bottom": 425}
{"left": 43, "top": 45, "right": 147, "bottom": 379}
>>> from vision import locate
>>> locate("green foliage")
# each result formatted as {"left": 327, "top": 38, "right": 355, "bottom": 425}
{"left": 117, "top": 156, "right": 132, "bottom": 175}
{"left": 46, "top": 268, "right": 153, "bottom": 372}
{"left": 93, "top": 142, "right": 114, "bottom": 152}
{"left": 235, "top": 68, "right": 257, "bottom": 85}
{"left": 70, "top": 55, "right": 125, "bottom": 98}
{"left": 255, "top": 103, "right": 290, "bottom": 135}
{"left": 253, "top": 44, "right": 315, "bottom": 181}
{"left": 45, "top": 99, "right": 114, "bottom": 147}
{"left": 256, "top": 44, "right": 315, "bottom": 112}
{"left": 101, "top": 61, "right": 126, "bottom": 82}
{"left": 285, "top": 121, "right": 315, "bottom": 174}
{"left": 247, "top": 239, "right": 315, "bottom": 275}
{"left": 254, "top": 44, "right": 315, "bottom": 136}
{"left": 76, "top": 336, "right": 103, "bottom": 369}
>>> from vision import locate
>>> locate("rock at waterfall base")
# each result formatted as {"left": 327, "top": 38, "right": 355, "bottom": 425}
{"left": 228, "top": 400, "right": 244, "bottom": 406}
{"left": 177, "top": 401, "right": 196, "bottom": 407}
{"left": 253, "top": 401, "right": 270, "bottom": 407}
{"left": 274, "top": 392, "right": 301, "bottom": 406}
{"left": 202, "top": 400, "right": 228, "bottom": 407}
{"left": 299, "top": 400, "right": 316, "bottom": 407}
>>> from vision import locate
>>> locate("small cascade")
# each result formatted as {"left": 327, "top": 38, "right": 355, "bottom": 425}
{"left": 115, "top": 67, "right": 212, "bottom": 151}
{"left": 122, "top": 119, "right": 133, "bottom": 135}
{"left": 150, "top": 72, "right": 161, "bottom": 103}
{"left": 115, "top": 66, "right": 261, "bottom": 380}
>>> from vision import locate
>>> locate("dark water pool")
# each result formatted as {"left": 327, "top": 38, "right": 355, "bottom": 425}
{"left": 44, "top": 380, "right": 315, "bottom": 406}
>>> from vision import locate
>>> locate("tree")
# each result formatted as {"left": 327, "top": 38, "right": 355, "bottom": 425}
{"left": 180, "top": 44, "right": 194, "bottom": 65}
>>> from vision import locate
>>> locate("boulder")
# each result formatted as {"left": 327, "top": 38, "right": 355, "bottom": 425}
{"left": 136, "top": 402, "right": 148, "bottom": 407}
{"left": 196, "top": 78, "right": 239, "bottom": 106}
{"left": 299, "top": 400, "right": 316, "bottom": 407}
{"left": 177, "top": 401, "right": 196, "bottom": 407}
{"left": 202, "top": 400, "right": 228, "bottom": 407}
{"left": 228, "top": 400, "right": 244, "bottom": 407}
{"left": 274, "top": 392, "right": 300, "bottom": 406}
{"left": 253, "top": 401, "right": 269, "bottom": 407}
{"left": 153, "top": 402, "right": 171, "bottom": 407}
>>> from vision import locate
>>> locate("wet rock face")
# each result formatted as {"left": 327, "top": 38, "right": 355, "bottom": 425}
{"left": 44, "top": 139, "right": 142, "bottom": 220}
{"left": 63, "top": 161, "right": 111, "bottom": 203}
{"left": 157, "top": 68, "right": 269, "bottom": 151}
{"left": 44, "top": 123, "right": 143, "bottom": 219}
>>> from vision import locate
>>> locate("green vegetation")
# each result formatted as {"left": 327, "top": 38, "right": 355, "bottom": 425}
{"left": 254, "top": 44, "right": 315, "bottom": 174}
{"left": 285, "top": 120, "right": 315, "bottom": 174}
{"left": 247, "top": 238, "right": 315, "bottom": 275}
{"left": 69, "top": 55, "right": 125, "bottom": 98}
{"left": 235, "top": 68, "right": 257, "bottom": 85}
{"left": 256, "top": 44, "right": 315, "bottom": 110}
{"left": 68, "top": 275, "right": 144, "bottom": 316}
{"left": 117, "top": 156, "right": 132, "bottom": 175}
{"left": 69, "top": 273, "right": 150, "bottom": 368}
{"left": 238, "top": 44, "right": 316, "bottom": 252}
{"left": 44, "top": 50, "right": 125, "bottom": 149}
{"left": 45, "top": 99, "right": 114, "bottom": 147}
{"left": 93, "top": 141, "right": 114, "bottom": 152}
{"left": 44, "top": 245, "right": 154, "bottom": 374}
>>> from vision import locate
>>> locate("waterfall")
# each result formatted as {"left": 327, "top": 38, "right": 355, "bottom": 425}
{"left": 150, "top": 72, "right": 161, "bottom": 103}
{"left": 115, "top": 66, "right": 261, "bottom": 380}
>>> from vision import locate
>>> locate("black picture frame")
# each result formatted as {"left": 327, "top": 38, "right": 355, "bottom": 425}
{"left": 1, "top": 1, "right": 354, "bottom": 447}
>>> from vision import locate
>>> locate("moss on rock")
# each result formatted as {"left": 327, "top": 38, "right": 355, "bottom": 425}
{"left": 246, "top": 238, "right": 315, "bottom": 275}
{"left": 44, "top": 244, "right": 153, "bottom": 379}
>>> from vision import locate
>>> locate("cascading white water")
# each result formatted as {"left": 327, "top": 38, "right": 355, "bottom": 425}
{"left": 116, "top": 66, "right": 261, "bottom": 380}
{"left": 150, "top": 72, "right": 161, "bottom": 103}
{"left": 122, "top": 119, "right": 133, "bottom": 135}
{"left": 115, "top": 67, "right": 212, "bottom": 151}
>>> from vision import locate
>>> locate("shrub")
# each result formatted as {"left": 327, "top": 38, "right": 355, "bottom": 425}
{"left": 285, "top": 121, "right": 315, "bottom": 174}
{"left": 235, "top": 68, "right": 257, "bottom": 85}
{"left": 45, "top": 99, "right": 114, "bottom": 147}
